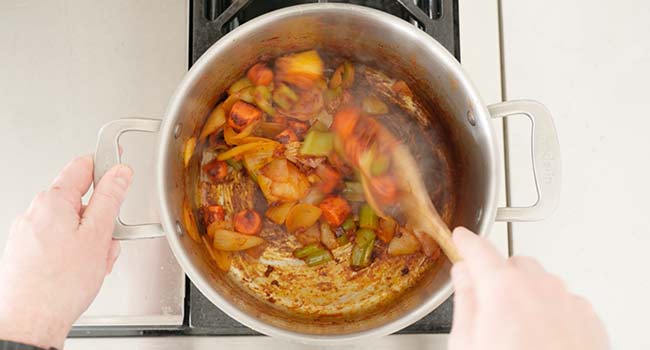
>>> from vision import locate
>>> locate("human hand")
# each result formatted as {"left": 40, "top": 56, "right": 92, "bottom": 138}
{"left": 448, "top": 227, "right": 608, "bottom": 350}
{"left": 0, "top": 156, "right": 132, "bottom": 349}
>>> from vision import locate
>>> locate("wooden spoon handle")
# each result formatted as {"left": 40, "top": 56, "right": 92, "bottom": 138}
{"left": 405, "top": 199, "right": 462, "bottom": 264}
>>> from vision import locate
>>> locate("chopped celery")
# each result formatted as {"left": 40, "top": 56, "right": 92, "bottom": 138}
{"left": 350, "top": 228, "right": 375, "bottom": 268}
{"left": 299, "top": 130, "right": 334, "bottom": 156}
{"left": 336, "top": 234, "right": 349, "bottom": 246}
{"left": 294, "top": 243, "right": 321, "bottom": 259}
{"left": 359, "top": 204, "right": 378, "bottom": 230}
{"left": 341, "top": 217, "right": 356, "bottom": 233}
{"left": 341, "top": 181, "right": 365, "bottom": 202}
{"left": 304, "top": 249, "right": 333, "bottom": 267}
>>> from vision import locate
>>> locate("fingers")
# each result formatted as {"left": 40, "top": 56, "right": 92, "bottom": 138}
{"left": 450, "top": 261, "right": 475, "bottom": 348}
{"left": 49, "top": 155, "right": 94, "bottom": 213}
{"left": 81, "top": 164, "right": 133, "bottom": 238}
{"left": 105, "top": 240, "right": 121, "bottom": 274}
{"left": 510, "top": 256, "right": 546, "bottom": 275}
{"left": 452, "top": 227, "right": 506, "bottom": 277}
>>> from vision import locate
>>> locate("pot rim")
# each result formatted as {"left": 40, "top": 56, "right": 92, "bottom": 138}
{"left": 157, "top": 3, "right": 500, "bottom": 344}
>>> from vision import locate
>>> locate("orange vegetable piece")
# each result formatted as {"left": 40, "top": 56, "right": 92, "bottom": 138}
{"left": 203, "top": 205, "right": 225, "bottom": 226}
{"left": 331, "top": 106, "right": 360, "bottom": 139}
{"left": 275, "top": 129, "right": 298, "bottom": 144}
{"left": 229, "top": 101, "right": 262, "bottom": 132}
{"left": 244, "top": 242, "right": 268, "bottom": 258}
{"left": 203, "top": 159, "right": 228, "bottom": 183}
{"left": 233, "top": 209, "right": 263, "bottom": 235}
{"left": 319, "top": 196, "right": 351, "bottom": 227}
{"left": 315, "top": 163, "right": 342, "bottom": 194}
{"left": 392, "top": 80, "right": 413, "bottom": 96}
{"left": 247, "top": 63, "right": 274, "bottom": 86}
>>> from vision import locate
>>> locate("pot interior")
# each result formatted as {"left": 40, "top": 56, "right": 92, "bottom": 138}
{"left": 160, "top": 4, "right": 497, "bottom": 338}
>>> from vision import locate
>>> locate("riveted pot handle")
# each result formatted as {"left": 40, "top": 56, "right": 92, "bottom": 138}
{"left": 94, "top": 118, "right": 166, "bottom": 239}
{"left": 489, "top": 100, "right": 561, "bottom": 222}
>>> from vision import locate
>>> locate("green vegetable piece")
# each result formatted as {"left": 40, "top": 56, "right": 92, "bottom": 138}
{"left": 350, "top": 228, "right": 375, "bottom": 268}
{"left": 341, "top": 181, "right": 365, "bottom": 202}
{"left": 341, "top": 217, "right": 356, "bottom": 233}
{"left": 336, "top": 234, "right": 349, "bottom": 246}
{"left": 294, "top": 243, "right": 321, "bottom": 259}
{"left": 226, "top": 158, "right": 243, "bottom": 171}
{"left": 304, "top": 249, "right": 333, "bottom": 267}
{"left": 359, "top": 204, "right": 378, "bottom": 230}
{"left": 299, "top": 130, "right": 334, "bottom": 156}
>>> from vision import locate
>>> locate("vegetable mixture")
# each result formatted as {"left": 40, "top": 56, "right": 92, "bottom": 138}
{"left": 183, "top": 49, "right": 441, "bottom": 273}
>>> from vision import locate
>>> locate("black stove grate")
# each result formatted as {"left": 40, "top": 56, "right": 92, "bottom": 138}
{"left": 187, "top": 0, "right": 458, "bottom": 336}
{"left": 191, "top": 0, "right": 459, "bottom": 64}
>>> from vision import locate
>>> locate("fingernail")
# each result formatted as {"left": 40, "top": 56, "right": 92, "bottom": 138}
{"left": 113, "top": 164, "right": 133, "bottom": 188}
{"left": 452, "top": 227, "right": 472, "bottom": 244}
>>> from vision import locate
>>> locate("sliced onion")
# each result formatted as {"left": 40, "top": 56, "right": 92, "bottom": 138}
{"left": 285, "top": 203, "right": 322, "bottom": 233}
{"left": 217, "top": 140, "right": 275, "bottom": 161}
{"left": 300, "top": 187, "right": 325, "bottom": 206}
{"left": 265, "top": 201, "right": 296, "bottom": 225}
{"left": 211, "top": 228, "right": 265, "bottom": 251}
{"left": 242, "top": 142, "right": 276, "bottom": 172}
{"left": 182, "top": 199, "right": 200, "bottom": 243}
{"left": 320, "top": 221, "right": 338, "bottom": 250}
{"left": 387, "top": 230, "right": 420, "bottom": 256}
{"left": 224, "top": 121, "right": 258, "bottom": 145}
{"left": 412, "top": 230, "right": 441, "bottom": 259}
{"left": 183, "top": 137, "right": 196, "bottom": 168}
{"left": 256, "top": 173, "right": 280, "bottom": 203}
{"left": 261, "top": 158, "right": 290, "bottom": 182}
{"left": 199, "top": 105, "right": 227, "bottom": 140}
{"left": 202, "top": 236, "right": 232, "bottom": 272}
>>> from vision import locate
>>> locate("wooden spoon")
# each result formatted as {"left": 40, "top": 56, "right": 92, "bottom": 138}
{"left": 389, "top": 143, "right": 462, "bottom": 263}
{"left": 355, "top": 127, "right": 462, "bottom": 264}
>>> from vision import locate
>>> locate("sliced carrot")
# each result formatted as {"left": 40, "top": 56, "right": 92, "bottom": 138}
{"left": 203, "top": 205, "right": 225, "bottom": 226}
{"left": 233, "top": 209, "right": 263, "bottom": 235}
{"left": 331, "top": 106, "right": 360, "bottom": 139}
{"left": 315, "top": 163, "right": 342, "bottom": 194}
{"left": 247, "top": 63, "right": 274, "bottom": 86}
{"left": 319, "top": 196, "right": 351, "bottom": 227}
{"left": 203, "top": 159, "right": 228, "bottom": 183}
{"left": 275, "top": 129, "right": 298, "bottom": 144}
{"left": 228, "top": 101, "right": 262, "bottom": 132}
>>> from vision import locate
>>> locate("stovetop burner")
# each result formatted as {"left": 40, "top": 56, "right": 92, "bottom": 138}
{"left": 186, "top": 0, "right": 459, "bottom": 336}
{"left": 191, "top": 0, "right": 459, "bottom": 64}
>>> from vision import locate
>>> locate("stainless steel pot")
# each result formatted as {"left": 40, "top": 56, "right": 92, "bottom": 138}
{"left": 93, "top": 3, "right": 561, "bottom": 344}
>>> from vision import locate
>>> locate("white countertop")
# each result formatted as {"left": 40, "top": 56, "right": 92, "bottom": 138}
{"left": 502, "top": 0, "right": 650, "bottom": 349}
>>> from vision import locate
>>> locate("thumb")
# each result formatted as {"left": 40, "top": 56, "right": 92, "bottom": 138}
{"left": 82, "top": 164, "right": 133, "bottom": 238}
{"left": 449, "top": 261, "right": 476, "bottom": 350}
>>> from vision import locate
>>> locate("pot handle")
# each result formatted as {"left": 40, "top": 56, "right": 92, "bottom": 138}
{"left": 488, "top": 100, "right": 561, "bottom": 222}
{"left": 94, "top": 118, "right": 166, "bottom": 239}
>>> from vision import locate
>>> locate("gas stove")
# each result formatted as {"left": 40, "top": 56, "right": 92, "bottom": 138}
{"left": 63, "top": 0, "right": 508, "bottom": 344}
